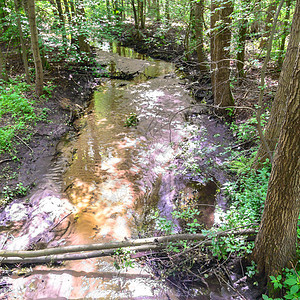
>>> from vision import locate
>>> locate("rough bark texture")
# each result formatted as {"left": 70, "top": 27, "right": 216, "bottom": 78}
{"left": 27, "top": 0, "right": 44, "bottom": 96}
{"left": 253, "top": 47, "right": 300, "bottom": 277}
{"left": 255, "top": 0, "right": 300, "bottom": 165}
{"left": 210, "top": 0, "right": 234, "bottom": 108}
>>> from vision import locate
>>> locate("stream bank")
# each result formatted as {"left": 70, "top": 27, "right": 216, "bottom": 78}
{"left": 0, "top": 41, "right": 261, "bottom": 299}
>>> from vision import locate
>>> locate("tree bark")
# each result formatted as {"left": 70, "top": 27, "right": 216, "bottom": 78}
{"left": 194, "top": 0, "right": 207, "bottom": 71}
{"left": 253, "top": 49, "right": 300, "bottom": 278}
{"left": 210, "top": 0, "right": 234, "bottom": 109}
{"left": 254, "top": 0, "right": 300, "bottom": 165}
{"left": 27, "top": 0, "right": 44, "bottom": 96}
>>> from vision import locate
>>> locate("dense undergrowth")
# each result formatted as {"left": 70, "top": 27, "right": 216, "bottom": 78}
{"left": 100, "top": 22, "right": 300, "bottom": 298}
{"left": 0, "top": 77, "right": 51, "bottom": 155}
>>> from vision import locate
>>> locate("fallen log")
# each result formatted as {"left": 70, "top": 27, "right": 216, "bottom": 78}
{"left": 0, "top": 228, "right": 257, "bottom": 265}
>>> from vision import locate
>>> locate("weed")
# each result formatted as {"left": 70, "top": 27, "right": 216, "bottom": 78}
{"left": 124, "top": 112, "right": 139, "bottom": 127}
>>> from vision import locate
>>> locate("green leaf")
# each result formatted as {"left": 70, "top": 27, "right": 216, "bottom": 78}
{"left": 290, "top": 284, "right": 300, "bottom": 294}
{"left": 285, "top": 278, "right": 298, "bottom": 286}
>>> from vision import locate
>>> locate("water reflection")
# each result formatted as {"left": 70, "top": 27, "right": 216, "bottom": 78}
{"left": 6, "top": 44, "right": 198, "bottom": 299}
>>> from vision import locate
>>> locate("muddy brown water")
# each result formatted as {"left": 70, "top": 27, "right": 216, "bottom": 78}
{"left": 2, "top": 43, "right": 236, "bottom": 299}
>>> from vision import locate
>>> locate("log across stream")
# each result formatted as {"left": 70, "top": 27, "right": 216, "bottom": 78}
{"left": 1, "top": 42, "right": 238, "bottom": 299}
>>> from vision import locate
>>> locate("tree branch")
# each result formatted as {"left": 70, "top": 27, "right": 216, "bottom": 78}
{"left": 0, "top": 229, "right": 257, "bottom": 265}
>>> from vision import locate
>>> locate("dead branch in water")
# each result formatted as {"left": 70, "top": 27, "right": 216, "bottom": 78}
{"left": 0, "top": 228, "right": 257, "bottom": 265}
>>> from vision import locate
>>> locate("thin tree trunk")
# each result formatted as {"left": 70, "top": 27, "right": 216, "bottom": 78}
{"left": 254, "top": 0, "right": 300, "bottom": 165}
{"left": 194, "top": 0, "right": 207, "bottom": 71}
{"left": 210, "top": 0, "right": 234, "bottom": 109}
{"left": 253, "top": 49, "right": 300, "bottom": 280}
{"left": 27, "top": 0, "right": 44, "bottom": 96}
{"left": 55, "top": 0, "right": 68, "bottom": 49}
{"left": 131, "top": 0, "right": 139, "bottom": 29}
{"left": 0, "top": 47, "right": 8, "bottom": 81}
{"left": 165, "top": 0, "right": 170, "bottom": 23}
{"left": 14, "top": 0, "right": 30, "bottom": 83}
{"left": 139, "top": 0, "right": 145, "bottom": 29}
{"left": 236, "top": 19, "right": 247, "bottom": 81}
{"left": 260, "top": 0, "right": 277, "bottom": 49}
{"left": 277, "top": 0, "right": 292, "bottom": 68}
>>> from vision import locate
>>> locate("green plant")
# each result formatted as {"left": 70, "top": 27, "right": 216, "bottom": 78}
{"left": 113, "top": 248, "right": 135, "bottom": 270}
{"left": 0, "top": 182, "right": 30, "bottom": 208}
{"left": 124, "top": 112, "right": 139, "bottom": 127}
{"left": 246, "top": 261, "right": 258, "bottom": 278}
{"left": 262, "top": 265, "right": 300, "bottom": 300}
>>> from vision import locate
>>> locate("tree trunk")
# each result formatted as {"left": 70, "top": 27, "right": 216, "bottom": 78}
{"left": 165, "top": 0, "right": 170, "bottom": 23}
{"left": 210, "top": 0, "right": 234, "bottom": 109}
{"left": 76, "top": 3, "right": 90, "bottom": 53}
{"left": 0, "top": 47, "right": 8, "bottom": 81}
{"left": 131, "top": 0, "right": 139, "bottom": 29}
{"left": 14, "top": 0, "right": 30, "bottom": 83}
{"left": 236, "top": 19, "right": 247, "bottom": 81}
{"left": 155, "top": 0, "right": 160, "bottom": 21}
{"left": 55, "top": 0, "right": 68, "bottom": 49}
{"left": 253, "top": 49, "right": 300, "bottom": 279}
{"left": 139, "top": 0, "right": 145, "bottom": 29}
{"left": 27, "top": 0, "right": 44, "bottom": 96}
{"left": 254, "top": 0, "right": 300, "bottom": 165}
{"left": 277, "top": 0, "right": 292, "bottom": 69}
{"left": 260, "top": 0, "right": 277, "bottom": 49}
{"left": 194, "top": 0, "right": 207, "bottom": 71}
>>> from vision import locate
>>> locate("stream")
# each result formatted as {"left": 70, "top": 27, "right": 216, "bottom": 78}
{"left": 2, "top": 43, "right": 235, "bottom": 299}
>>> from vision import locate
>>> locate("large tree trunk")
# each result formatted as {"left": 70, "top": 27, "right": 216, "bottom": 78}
{"left": 27, "top": 0, "right": 44, "bottom": 96}
{"left": 253, "top": 49, "right": 300, "bottom": 278}
{"left": 14, "top": 0, "right": 30, "bottom": 83}
{"left": 254, "top": 0, "right": 300, "bottom": 165}
{"left": 210, "top": 0, "right": 234, "bottom": 109}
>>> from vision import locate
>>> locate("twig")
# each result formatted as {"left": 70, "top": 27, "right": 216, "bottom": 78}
{"left": 49, "top": 212, "right": 72, "bottom": 232}
{"left": 15, "top": 135, "right": 33, "bottom": 153}
{"left": 0, "top": 159, "right": 13, "bottom": 165}
{"left": 214, "top": 270, "right": 247, "bottom": 300}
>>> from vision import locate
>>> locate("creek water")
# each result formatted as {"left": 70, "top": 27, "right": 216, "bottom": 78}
{"left": 3, "top": 43, "right": 234, "bottom": 299}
